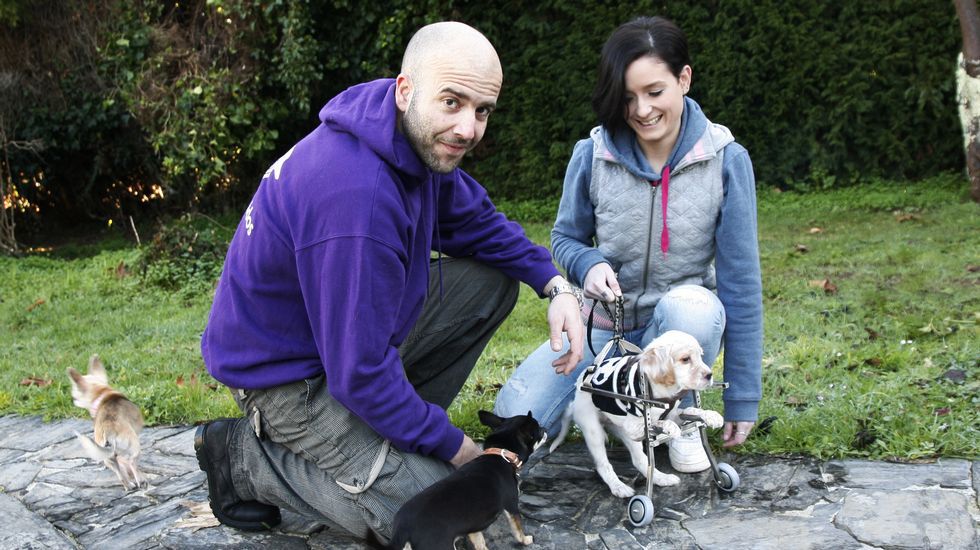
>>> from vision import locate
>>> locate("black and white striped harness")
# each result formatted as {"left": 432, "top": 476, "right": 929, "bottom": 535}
{"left": 581, "top": 296, "right": 679, "bottom": 419}
{"left": 582, "top": 355, "right": 679, "bottom": 418}
{"left": 583, "top": 355, "right": 644, "bottom": 416}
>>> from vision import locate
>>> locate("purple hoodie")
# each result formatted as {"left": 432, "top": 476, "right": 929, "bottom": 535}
{"left": 201, "top": 79, "right": 559, "bottom": 461}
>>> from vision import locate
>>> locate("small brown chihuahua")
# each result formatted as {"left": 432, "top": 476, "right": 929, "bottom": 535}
{"left": 68, "top": 354, "right": 146, "bottom": 490}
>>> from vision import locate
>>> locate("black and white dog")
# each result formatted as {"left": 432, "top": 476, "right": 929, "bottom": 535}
{"left": 550, "top": 330, "right": 723, "bottom": 498}
{"left": 387, "top": 410, "right": 546, "bottom": 550}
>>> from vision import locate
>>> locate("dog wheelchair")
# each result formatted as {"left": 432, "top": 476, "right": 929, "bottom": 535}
{"left": 580, "top": 297, "right": 740, "bottom": 528}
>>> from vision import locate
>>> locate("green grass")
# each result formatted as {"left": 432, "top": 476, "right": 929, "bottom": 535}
{"left": 1, "top": 174, "right": 977, "bottom": 461}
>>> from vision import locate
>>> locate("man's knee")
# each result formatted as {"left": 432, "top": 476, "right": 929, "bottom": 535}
{"left": 461, "top": 259, "right": 519, "bottom": 310}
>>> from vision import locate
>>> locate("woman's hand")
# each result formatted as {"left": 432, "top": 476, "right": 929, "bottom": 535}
{"left": 583, "top": 263, "right": 621, "bottom": 302}
{"left": 722, "top": 421, "right": 755, "bottom": 448}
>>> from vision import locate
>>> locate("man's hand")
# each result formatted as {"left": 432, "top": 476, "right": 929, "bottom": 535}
{"left": 583, "top": 263, "right": 621, "bottom": 302}
{"left": 544, "top": 276, "right": 584, "bottom": 376}
{"left": 450, "top": 435, "right": 482, "bottom": 468}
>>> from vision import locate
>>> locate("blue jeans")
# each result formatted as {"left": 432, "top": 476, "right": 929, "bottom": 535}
{"left": 494, "top": 285, "right": 725, "bottom": 439}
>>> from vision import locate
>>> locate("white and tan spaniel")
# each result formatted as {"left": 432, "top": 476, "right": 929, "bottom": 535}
{"left": 550, "top": 330, "right": 723, "bottom": 498}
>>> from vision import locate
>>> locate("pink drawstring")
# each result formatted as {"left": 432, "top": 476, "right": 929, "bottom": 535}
{"left": 650, "top": 165, "right": 670, "bottom": 257}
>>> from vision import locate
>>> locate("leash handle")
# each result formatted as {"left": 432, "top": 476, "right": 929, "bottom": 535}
{"left": 589, "top": 295, "right": 642, "bottom": 365}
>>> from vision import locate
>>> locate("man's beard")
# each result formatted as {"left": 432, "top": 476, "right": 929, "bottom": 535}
{"left": 403, "top": 99, "right": 470, "bottom": 174}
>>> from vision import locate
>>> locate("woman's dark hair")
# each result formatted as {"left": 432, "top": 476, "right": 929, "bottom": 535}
{"left": 592, "top": 16, "right": 691, "bottom": 137}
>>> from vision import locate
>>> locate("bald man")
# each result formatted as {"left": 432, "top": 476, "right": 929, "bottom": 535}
{"left": 193, "top": 22, "right": 584, "bottom": 540}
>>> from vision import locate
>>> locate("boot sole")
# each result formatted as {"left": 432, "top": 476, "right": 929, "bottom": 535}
{"left": 194, "top": 423, "right": 281, "bottom": 531}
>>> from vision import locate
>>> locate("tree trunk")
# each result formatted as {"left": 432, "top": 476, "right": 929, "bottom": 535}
{"left": 954, "top": 0, "right": 980, "bottom": 202}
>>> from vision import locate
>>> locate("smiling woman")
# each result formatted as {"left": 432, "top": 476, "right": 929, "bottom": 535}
{"left": 623, "top": 56, "right": 690, "bottom": 171}
{"left": 494, "top": 15, "right": 763, "bottom": 476}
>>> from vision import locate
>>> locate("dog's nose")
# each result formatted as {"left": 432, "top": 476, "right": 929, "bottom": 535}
{"left": 704, "top": 371, "right": 713, "bottom": 381}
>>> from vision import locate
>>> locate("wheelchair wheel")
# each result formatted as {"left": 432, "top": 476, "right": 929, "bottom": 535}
{"left": 627, "top": 494, "right": 655, "bottom": 527}
{"left": 715, "top": 462, "right": 740, "bottom": 492}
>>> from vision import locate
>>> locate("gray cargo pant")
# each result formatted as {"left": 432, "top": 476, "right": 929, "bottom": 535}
{"left": 224, "top": 257, "right": 520, "bottom": 540}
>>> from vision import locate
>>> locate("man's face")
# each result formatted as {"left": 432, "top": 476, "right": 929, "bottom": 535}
{"left": 397, "top": 65, "right": 500, "bottom": 173}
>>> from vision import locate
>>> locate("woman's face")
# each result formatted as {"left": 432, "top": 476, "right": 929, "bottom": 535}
{"left": 623, "top": 56, "right": 691, "bottom": 154}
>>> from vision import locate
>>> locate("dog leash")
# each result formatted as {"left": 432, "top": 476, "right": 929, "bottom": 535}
{"left": 588, "top": 296, "right": 642, "bottom": 368}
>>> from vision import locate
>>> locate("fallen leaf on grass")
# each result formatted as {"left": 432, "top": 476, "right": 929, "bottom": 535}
{"left": 26, "top": 299, "right": 45, "bottom": 312}
{"left": 933, "top": 407, "right": 951, "bottom": 416}
{"left": 864, "top": 327, "right": 880, "bottom": 341}
{"left": 113, "top": 261, "right": 130, "bottom": 279}
{"left": 20, "top": 377, "right": 52, "bottom": 387}
{"left": 808, "top": 227, "right": 823, "bottom": 234}
{"left": 794, "top": 244, "right": 809, "bottom": 253}
{"left": 174, "top": 500, "right": 220, "bottom": 531}
{"left": 968, "top": 265, "right": 979, "bottom": 273}
{"left": 808, "top": 279, "right": 838, "bottom": 294}
{"left": 176, "top": 373, "right": 219, "bottom": 391}
{"left": 894, "top": 212, "right": 921, "bottom": 222}
{"left": 784, "top": 395, "right": 806, "bottom": 408}
{"left": 175, "top": 373, "right": 199, "bottom": 387}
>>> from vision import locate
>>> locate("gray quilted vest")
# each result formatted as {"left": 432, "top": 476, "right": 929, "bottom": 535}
{"left": 589, "top": 124, "right": 733, "bottom": 330}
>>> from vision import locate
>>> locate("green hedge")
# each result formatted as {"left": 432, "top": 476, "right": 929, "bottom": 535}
{"left": 0, "top": 0, "right": 965, "bottom": 225}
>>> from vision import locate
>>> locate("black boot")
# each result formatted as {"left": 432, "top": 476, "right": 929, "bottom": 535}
{"left": 194, "top": 418, "right": 282, "bottom": 531}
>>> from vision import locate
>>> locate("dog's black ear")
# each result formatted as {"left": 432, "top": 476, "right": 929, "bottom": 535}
{"left": 478, "top": 410, "right": 504, "bottom": 428}
{"left": 526, "top": 410, "right": 534, "bottom": 420}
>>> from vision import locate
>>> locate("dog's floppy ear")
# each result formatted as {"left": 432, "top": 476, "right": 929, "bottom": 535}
{"left": 478, "top": 410, "right": 504, "bottom": 429}
{"left": 67, "top": 367, "right": 86, "bottom": 392}
{"left": 640, "top": 344, "right": 676, "bottom": 387}
{"left": 87, "top": 354, "right": 108, "bottom": 384}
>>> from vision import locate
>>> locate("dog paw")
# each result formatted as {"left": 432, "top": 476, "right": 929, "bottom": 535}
{"left": 702, "top": 410, "right": 724, "bottom": 429}
{"left": 522, "top": 535, "right": 533, "bottom": 545}
{"left": 652, "top": 472, "right": 681, "bottom": 486}
{"left": 609, "top": 481, "right": 636, "bottom": 498}
{"left": 655, "top": 419, "right": 681, "bottom": 438}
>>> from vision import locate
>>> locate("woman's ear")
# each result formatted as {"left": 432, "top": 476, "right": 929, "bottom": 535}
{"left": 679, "top": 64, "right": 693, "bottom": 95}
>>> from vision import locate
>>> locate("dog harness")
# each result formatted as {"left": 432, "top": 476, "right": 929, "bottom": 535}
{"left": 583, "top": 355, "right": 645, "bottom": 416}
{"left": 581, "top": 296, "right": 680, "bottom": 418}
{"left": 581, "top": 354, "right": 682, "bottom": 418}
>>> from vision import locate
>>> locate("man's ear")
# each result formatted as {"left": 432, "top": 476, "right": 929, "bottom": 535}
{"left": 394, "top": 74, "right": 413, "bottom": 113}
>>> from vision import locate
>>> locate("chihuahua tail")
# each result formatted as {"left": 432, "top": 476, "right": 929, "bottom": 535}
{"left": 75, "top": 431, "right": 113, "bottom": 462}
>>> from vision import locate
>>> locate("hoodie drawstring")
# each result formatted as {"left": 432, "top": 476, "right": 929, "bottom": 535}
{"left": 651, "top": 165, "right": 670, "bottom": 257}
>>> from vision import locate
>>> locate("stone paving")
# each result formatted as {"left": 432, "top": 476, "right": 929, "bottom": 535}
{"left": 0, "top": 414, "right": 977, "bottom": 549}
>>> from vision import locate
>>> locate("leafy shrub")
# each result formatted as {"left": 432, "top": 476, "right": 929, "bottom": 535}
{"left": 137, "top": 213, "right": 233, "bottom": 296}
{"left": 0, "top": 0, "right": 968, "bottom": 234}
